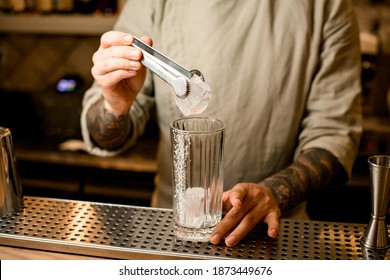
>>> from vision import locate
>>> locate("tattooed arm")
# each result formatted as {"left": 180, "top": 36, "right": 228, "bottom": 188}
{"left": 211, "top": 147, "right": 344, "bottom": 246}
{"left": 264, "top": 147, "right": 343, "bottom": 213}
{"left": 86, "top": 98, "right": 131, "bottom": 150}
{"left": 83, "top": 32, "right": 154, "bottom": 152}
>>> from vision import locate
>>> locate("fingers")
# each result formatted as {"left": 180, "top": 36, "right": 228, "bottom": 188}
{"left": 92, "top": 32, "right": 152, "bottom": 87}
{"left": 221, "top": 189, "right": 242, "bottom": 211}
{"left": 213, "top": 205, "right": 263, "bottom": 247}
{"left": 100, "top": 31, "right": 153, "bottom": 48}
{"left": 92, "top": 53, "right": 142, "bottom": 77}
{"left": 210, "top": 186, "right": 248, "bottom": 245}
{"left": 94, "top": 31, "right": 152, "bottom": 74}
{"left": 139, "top": 35, "right": 153, "bottom": 47}
{"left": 210, "top": 183, "right": 281, "bottom": 247}
{"left": 211, "top": 208, "right": 280, "bottom": 247}
{"left": 92, "top": 44, "right": 143, "bottom": 74}
{"left": 100, "top": 31, "right": 133, "bottom": 48}
{"left": 264, "top": 211, "right": 280, "bottom": 238}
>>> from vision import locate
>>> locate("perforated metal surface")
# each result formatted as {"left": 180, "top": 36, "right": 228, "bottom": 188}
{"left": 0, "top": 196, "right": 388, "bottom": 259}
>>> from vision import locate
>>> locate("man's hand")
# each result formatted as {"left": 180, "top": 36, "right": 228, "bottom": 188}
{"left": 210, "top": 183, "right": 281, "bottom": 247}
{"left": 210, "top": 148, "right": 342, "bottom": 247}
{"left": 91, "top": 31, "right": 153, "bottom": 116}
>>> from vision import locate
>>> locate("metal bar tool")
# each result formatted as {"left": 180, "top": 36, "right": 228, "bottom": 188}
{"left": 361, "top": 155, "right": 390, "bottom": 250}
{"left": 132, "top": 37, "right": 204, "bottom": 98}
{"left": 0, "top": 127, "right": 23, "bottom": 217}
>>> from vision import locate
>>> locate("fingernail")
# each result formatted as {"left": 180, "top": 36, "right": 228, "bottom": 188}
{"left": 131, "top": 50, "right": 141, "bottom": 57}
{"left": 269, "top": 228, "right": 278, "bottom": 238}
{"left": 225, "top": 235, "right": 237, "bottom": 246}
{"left": 210, "top": 233, "right": 221, "bottom": 244}
{"left": 123, "top": 35, "right": 133, "bottom": 43}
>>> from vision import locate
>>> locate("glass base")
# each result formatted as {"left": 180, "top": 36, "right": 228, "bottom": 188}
{"left": 173, "top": 224, "right": 215, "bottom": 242}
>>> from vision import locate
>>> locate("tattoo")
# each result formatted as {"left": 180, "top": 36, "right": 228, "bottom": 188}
{"left": 262, "top": 148, "right": 342, "bottom": 212}
{"left": 86, "top": 98, "right": 131, "bottom": 150}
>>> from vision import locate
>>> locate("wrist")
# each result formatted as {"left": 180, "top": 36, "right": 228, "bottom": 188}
{"left": 103, "top": 99, "right": 131, "bottom": 117}
{"left": 260, "top": 178, "right": 287, "bottom": 212}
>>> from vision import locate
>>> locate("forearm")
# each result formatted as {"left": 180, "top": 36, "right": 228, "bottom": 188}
{"left": 86, "top": 98, "right": 132, "bottom": 150}
{"left": 263, "top": 148, "right": 343, "bottom": 213}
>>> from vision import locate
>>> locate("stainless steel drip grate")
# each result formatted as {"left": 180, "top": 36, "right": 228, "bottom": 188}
{"left": 0, "top": 196, "right": 388, "bottom": 259}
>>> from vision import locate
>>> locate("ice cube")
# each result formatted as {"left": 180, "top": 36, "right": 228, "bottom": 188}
{"left": 175, "top": 74, "right": 212, "bottom": 116}
{"left": 183, "top": 187, "right": 205, "bottom": 228}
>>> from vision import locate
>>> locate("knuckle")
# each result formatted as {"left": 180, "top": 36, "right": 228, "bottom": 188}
{"left": 132, "top": 61, "right": 143, "bottom": 70}
{"left": 92, "top": 51, "right": 98, "bottom": 63}
{"left": 100, "top": 60, "right": 110, "bottom": 71}
{"left": 91, "top": 66, "right": 97, "bottom": 78}
{"left": 101, "top": 31, "right": 114, "bottom": 43}
{"left": 98, "top": 79, "right": 110, "bottom": 89}
{"left": 244, "top": 213, "right": 259, "bottom": 228}
{"left": 229, "top": 207, "right": 243, "bottom": 220}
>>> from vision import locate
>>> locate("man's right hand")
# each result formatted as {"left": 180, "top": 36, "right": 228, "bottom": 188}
{"left": 91, "top": 31, "right": 153, "bottom": 117}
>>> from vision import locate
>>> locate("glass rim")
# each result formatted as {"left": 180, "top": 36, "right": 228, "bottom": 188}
{"left": 170, "top": 116, "right": 226, "bottom": 134}
{"left": 368, "top": 155, "right": 390, "bottom": 168}
{"left": 0, "top": 127, "right": 11, "bottom": 138}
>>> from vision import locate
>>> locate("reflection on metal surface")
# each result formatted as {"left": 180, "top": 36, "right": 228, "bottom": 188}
{"left": 361, "top": 246, "right": 390, "bottom": 260}
{"left": 0, "top": 127, "right": 23, "bottom": 217}
{"left": 0, "top": 197, "right": 389, "bottom": 260}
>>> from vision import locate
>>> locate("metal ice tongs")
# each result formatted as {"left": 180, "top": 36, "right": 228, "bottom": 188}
{"left": 132, "top": 37, "right": 204, "bottom": 98}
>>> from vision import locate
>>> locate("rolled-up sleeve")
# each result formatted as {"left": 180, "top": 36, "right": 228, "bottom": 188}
{"left": 295, "top": 0, "right": 363, "bottom": 179}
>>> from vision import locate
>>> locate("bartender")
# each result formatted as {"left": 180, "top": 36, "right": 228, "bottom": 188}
{"left": 81, "top": 0, "right": 362, "bottom": 247}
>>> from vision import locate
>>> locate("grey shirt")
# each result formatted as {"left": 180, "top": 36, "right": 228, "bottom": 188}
{"left": 81, "top": 0, "right": 362, "bottom": 209}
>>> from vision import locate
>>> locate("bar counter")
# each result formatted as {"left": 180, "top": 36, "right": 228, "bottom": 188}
{"left": 1, "top": 196, "right": 389, "bottom": 260}
{"left": 13, "top": 133, "right": 158, "bottom": 205}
